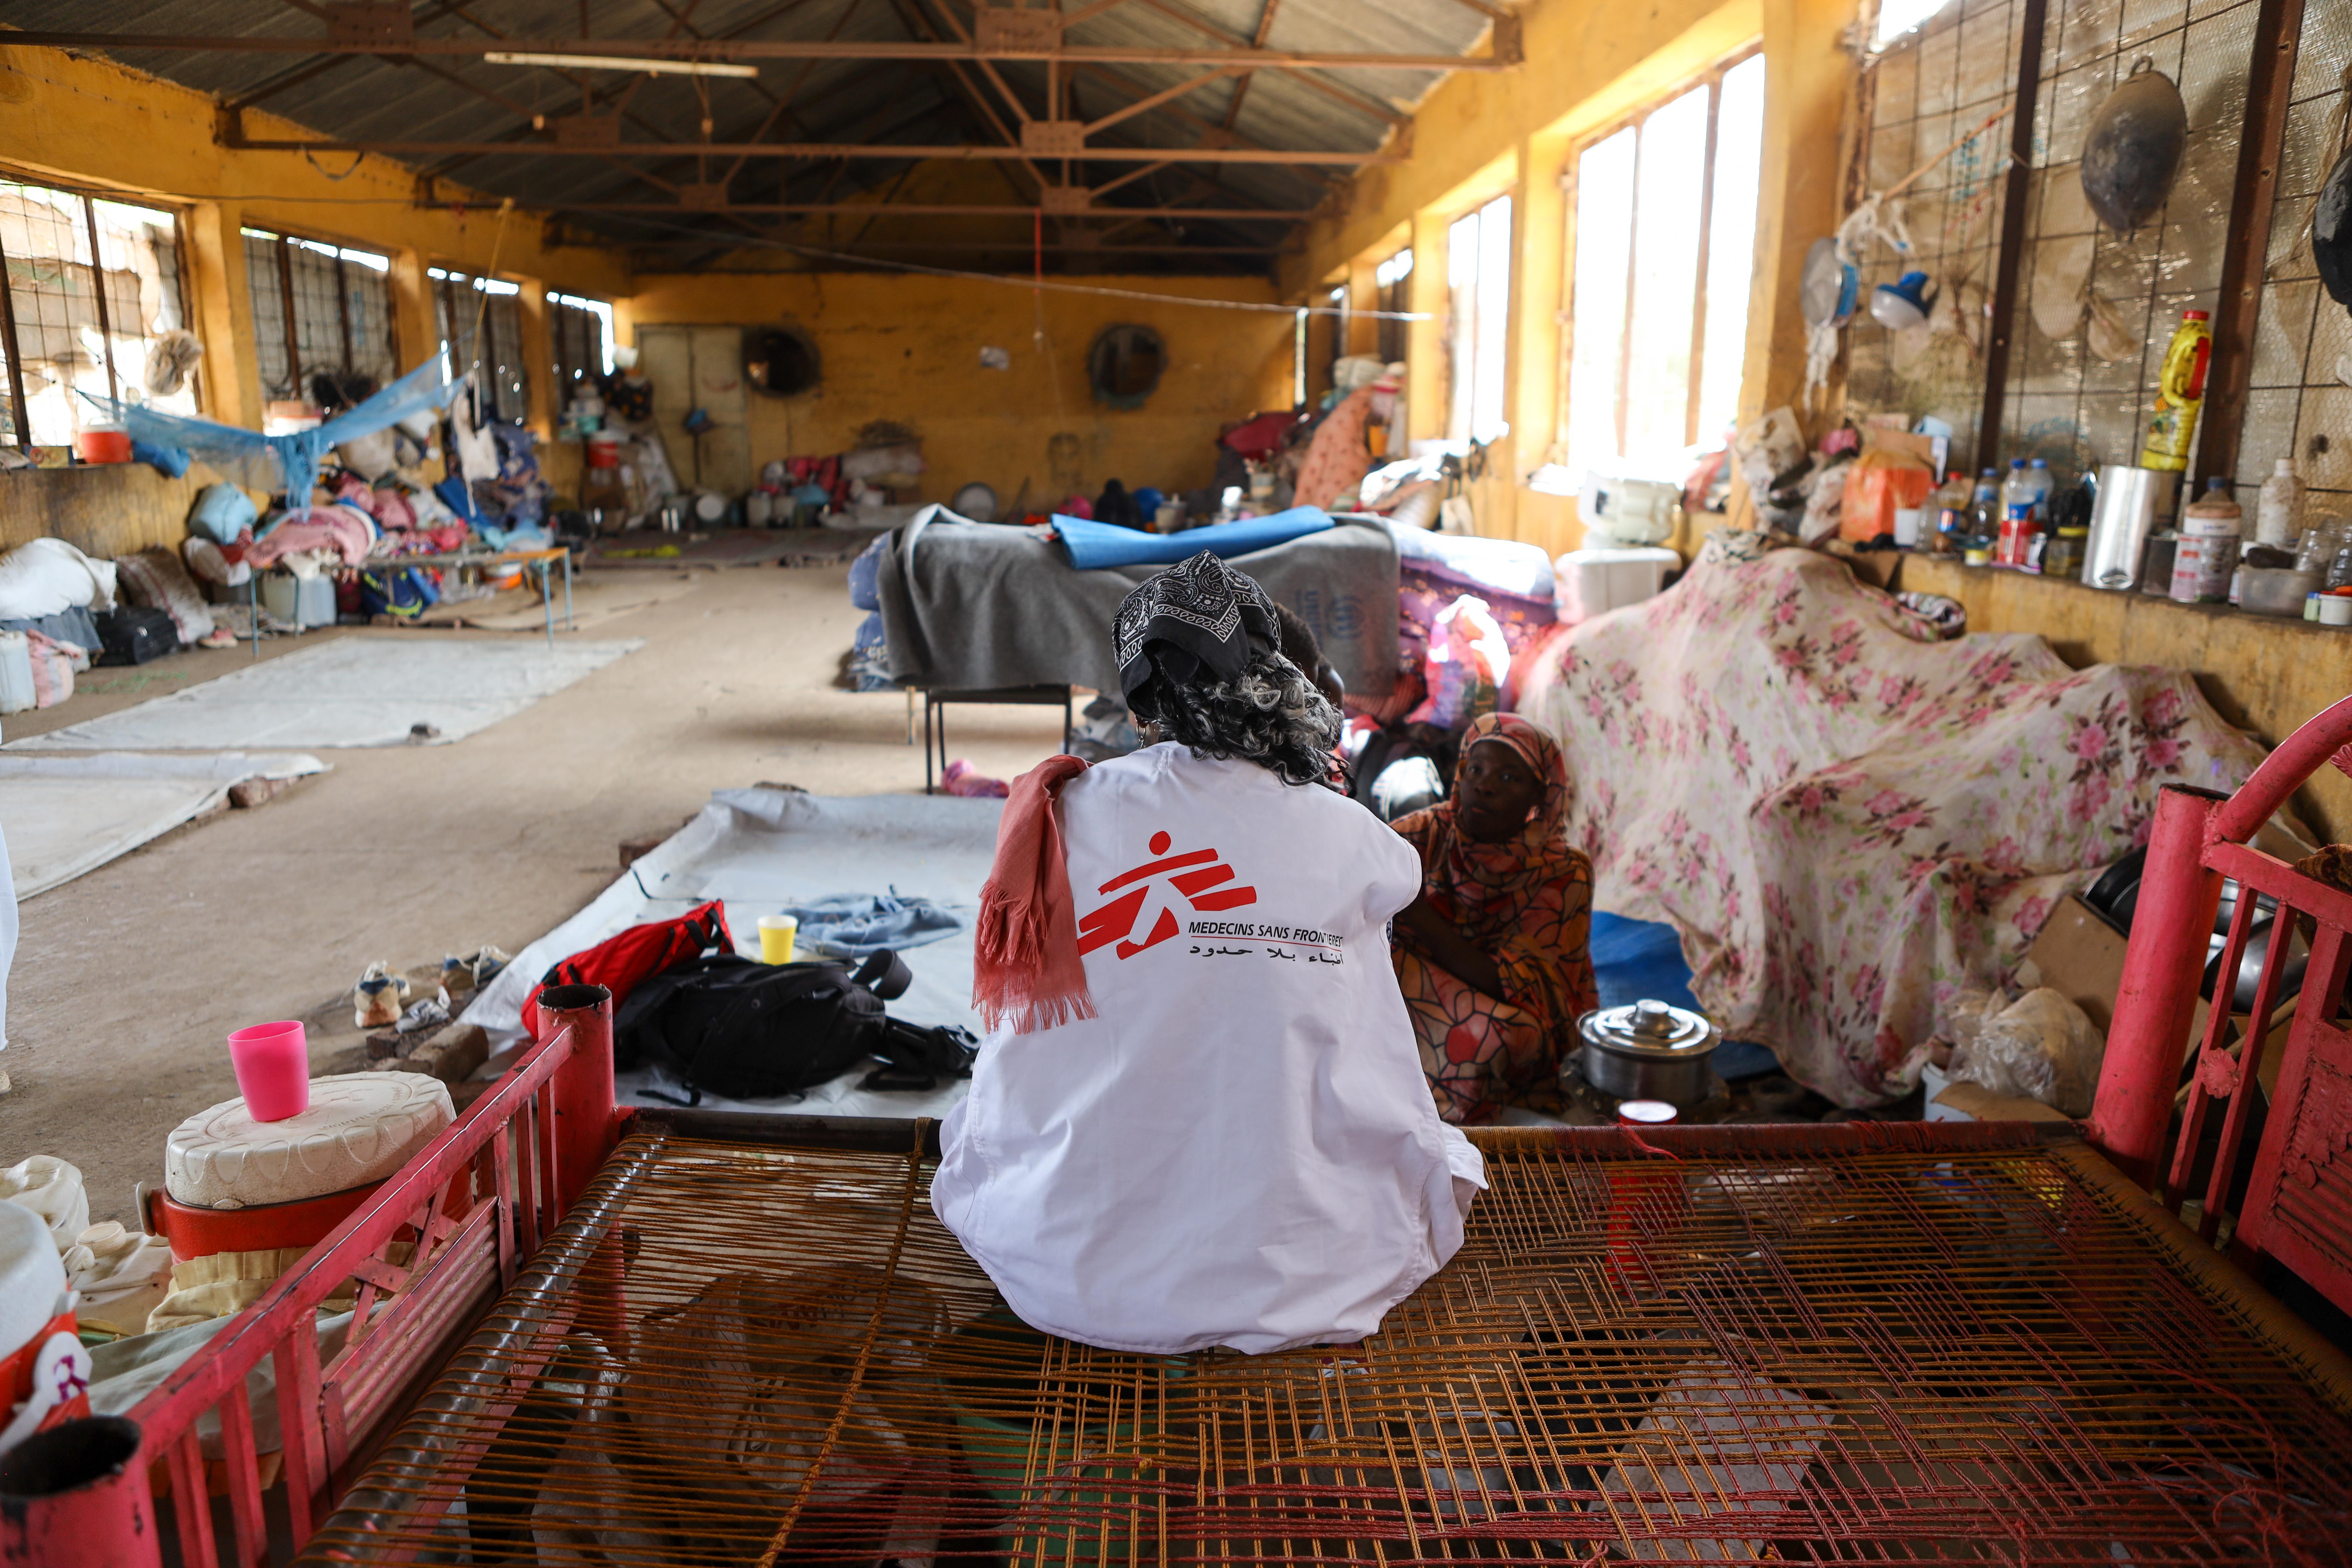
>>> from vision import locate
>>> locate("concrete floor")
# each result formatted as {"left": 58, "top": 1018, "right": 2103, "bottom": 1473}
{"left": 1, "top": 564, "right": 1072, "bottom": 1225}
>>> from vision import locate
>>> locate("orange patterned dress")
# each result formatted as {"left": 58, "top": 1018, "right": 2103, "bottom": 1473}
{"left": 1390, "top": 714, "right": 1597, "bottom": 1123}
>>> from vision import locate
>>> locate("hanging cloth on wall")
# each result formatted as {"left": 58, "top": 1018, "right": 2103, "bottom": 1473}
{"left": 446, "top": 377, "right": 499, "bottom": 485}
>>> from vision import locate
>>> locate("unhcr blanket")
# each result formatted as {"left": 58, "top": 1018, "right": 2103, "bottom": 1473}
{"left": 875, "top": 515, "right": 1397, "bottom": 697}
{"left": 1517, "top": 548, "right": 2268, "bottom": 1107}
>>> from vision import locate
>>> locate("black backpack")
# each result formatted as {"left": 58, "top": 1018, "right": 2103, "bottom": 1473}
{"left": 615, "top": 948, "right": 975, "bottom": 1104}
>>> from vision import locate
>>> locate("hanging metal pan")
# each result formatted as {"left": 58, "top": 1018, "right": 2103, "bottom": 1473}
{"left": 2081, "top": 58, "right": 2187, "bottom": 233}
{"left": 2316, "top": 146, "right": 2352, "bottom": 308}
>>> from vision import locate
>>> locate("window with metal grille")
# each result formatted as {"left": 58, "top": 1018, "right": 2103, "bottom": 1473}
{"left": 1375, "top": 248, "right": 1413, "bottom": 367}
{"left": 429, "top": 267, "right": 529, "bottom": 425}
{"left": 0, "top": 179, "right": 194, "bottom": 447}
{"left": 549, "top": 292, "right": 612, "bottom": 402}
{"left": 1560, "top": 50, "right": 1766, "bottom": 483}
{"left": 1447, "top": 196, "right": 1512, "bottom": 447}
{"left": 241, "top": 229, "right": 397, "bottom": 412}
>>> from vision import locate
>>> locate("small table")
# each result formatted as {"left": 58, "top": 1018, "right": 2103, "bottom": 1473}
{"left": 245, "top": 545, "right": 575, "bottom": 655}
{"left": 917, "top": 685, "right": 1072, "bottom": 793}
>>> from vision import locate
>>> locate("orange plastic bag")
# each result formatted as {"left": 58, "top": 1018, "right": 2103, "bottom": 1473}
{"left": 1840, "top": 446, "right": 1934, "bottom": 542}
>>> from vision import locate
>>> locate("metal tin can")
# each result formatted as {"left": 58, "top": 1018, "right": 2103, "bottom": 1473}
{"left": 1575, "top": 999, "right": 1722, "bottom": 1106}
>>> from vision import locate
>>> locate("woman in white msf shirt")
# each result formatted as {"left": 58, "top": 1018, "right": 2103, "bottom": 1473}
{"left": 932, "top": 551, "right": 1483, "bottom": 1356}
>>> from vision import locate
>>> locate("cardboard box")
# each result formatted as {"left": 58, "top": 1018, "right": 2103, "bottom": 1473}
{"left": 2024, "top": 892, "right": 2129, "bottom": 1035}
{"left": 1930, "top": 1080, "right": 2073, "bottom": 1123}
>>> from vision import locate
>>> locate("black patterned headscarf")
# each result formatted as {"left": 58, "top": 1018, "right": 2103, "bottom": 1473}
{"left": 1114, "top": 551, "right": 1281, "bottom": 721}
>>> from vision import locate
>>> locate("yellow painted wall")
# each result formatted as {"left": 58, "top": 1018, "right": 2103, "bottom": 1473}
{"left": 620, "top": 270, "right": 1297, "bottom": 508}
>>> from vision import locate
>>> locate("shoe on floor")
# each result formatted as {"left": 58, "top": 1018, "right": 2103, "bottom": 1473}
{"left": 441, "top": 945, "right": 511, "bottom": 996}
{"left": 354, "top": 961, "right": 411, "bottom": 1029}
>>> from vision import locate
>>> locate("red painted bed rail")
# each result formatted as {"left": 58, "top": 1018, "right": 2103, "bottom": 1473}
{"left": 0, "top": 986, "right": 617, "bottom": 1568}
{"left": 2092, "top": 692, "right": 2352, "bottom": 1315}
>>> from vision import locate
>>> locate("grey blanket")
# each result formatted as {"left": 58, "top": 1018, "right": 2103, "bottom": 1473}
{"left": 875, "top": 517, "right": 1398, "bottom": 697}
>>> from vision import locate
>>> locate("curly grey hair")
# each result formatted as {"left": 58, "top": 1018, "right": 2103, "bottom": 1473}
{"left": 1136, "top": 648, "right": 1343, "bottom": 787}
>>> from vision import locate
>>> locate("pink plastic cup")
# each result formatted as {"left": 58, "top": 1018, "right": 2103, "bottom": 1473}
{"left": 227, "top": 1021, "right": 310, "bottom": 1121}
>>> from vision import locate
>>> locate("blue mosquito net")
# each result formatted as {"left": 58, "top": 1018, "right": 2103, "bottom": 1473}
{"left": 86, "top": 356, "right": 463, "bottom": 503}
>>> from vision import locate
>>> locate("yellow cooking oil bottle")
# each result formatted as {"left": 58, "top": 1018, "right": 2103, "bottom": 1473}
{"left": 2140, "top": 309, "right": 2212, "bottom": 471}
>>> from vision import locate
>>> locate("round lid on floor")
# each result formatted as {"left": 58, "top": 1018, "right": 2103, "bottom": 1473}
{"left": 165, "top": 1073, "right": 455, "bottom": 1211}
{"left": 0, "top": 1201, "right": 67, "bottom": 1356}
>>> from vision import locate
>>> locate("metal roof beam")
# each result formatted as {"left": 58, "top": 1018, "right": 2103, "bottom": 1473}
{"left": 422, "top": 199, "right": 1306, "bottom": 218}
{"left": 236, "top": 137, "right": 1389, "bottom": 163}
{"left": 4, "top": 32, "right": 1505, "bottom": 72}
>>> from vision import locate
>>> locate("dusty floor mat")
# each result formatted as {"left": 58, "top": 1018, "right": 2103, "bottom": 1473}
{"left": 0, "top": 751, "right": 326, "bottom": 896}
{"left": 8, "top": 636, "right": 638, "bottom": 750}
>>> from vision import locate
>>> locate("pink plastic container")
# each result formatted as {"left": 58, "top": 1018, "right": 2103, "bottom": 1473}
{"left": 226, "top": 1021, "right": 309, "bottom": 1122}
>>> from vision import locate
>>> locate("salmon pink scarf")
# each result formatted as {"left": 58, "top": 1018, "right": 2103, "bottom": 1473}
{"left": 972, "top": 754, "right": 1095, "bottom": 1032}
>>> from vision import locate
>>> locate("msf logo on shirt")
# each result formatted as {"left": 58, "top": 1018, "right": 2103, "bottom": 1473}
{"left": 1077, "top": 831, "right": 1256, "bottom": 959}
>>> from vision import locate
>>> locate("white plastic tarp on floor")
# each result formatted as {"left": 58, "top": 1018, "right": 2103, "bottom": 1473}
{"left": 0, "top": 752, "right": 327, "bottom": 898}
{"left": 464, "top": 788, "right": 1002, "bottom": 1119}
{"left": 8, "top": 637, "right": 639, "bottom": 751}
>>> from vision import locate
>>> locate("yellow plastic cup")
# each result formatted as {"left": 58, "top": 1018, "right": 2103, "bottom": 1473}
{"left": 757, "top": 915, "right": 798, "bottom": 965}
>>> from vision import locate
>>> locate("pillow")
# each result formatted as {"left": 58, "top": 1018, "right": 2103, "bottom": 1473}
{"left": 114, "top": 546, "right": 216, "bottom": 646}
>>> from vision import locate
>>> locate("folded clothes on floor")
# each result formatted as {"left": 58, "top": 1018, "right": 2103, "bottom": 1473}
{"left": 776, "top": 891, "right": 962, "bottom": 957}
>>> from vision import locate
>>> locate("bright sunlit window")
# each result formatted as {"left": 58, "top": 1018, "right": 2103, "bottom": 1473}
{"left": 1446, "top": 196, "right": 1512, "bottom": 447}
{"left": 1874, "top": 0, "right": 1952, "bottom": 46}
{"left": 1563, "top": 51, "right": 1765, "bottom": 482}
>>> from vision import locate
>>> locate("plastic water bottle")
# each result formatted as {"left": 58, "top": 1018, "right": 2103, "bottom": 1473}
{"left": 2021, "top": 459, "right": 2055, "bottom": 571}
{"left": 1996, "top": 458, "right": 2032, "bottom": 567}
{"left": 1966, "top": 468, "right": 2000, "bottom": 561}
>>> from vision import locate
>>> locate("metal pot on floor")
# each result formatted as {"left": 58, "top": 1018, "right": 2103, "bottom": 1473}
{"left": 1576, "top": 999, "right": 1721, "bottom": 1107}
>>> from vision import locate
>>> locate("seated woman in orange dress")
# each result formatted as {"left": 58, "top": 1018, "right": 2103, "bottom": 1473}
{"left": 1388, "top": 714, "right": 1598, "bottom": 1122}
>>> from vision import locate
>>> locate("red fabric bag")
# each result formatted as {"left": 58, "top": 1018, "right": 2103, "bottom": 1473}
{"left": 521, "top": 900, "right": 734, "bottom": 1042}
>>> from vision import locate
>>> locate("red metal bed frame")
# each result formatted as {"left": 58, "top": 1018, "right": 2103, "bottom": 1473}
{"left": 5, "top": 696, "right": 2350, "bottom": 1567}
{"left": 2091, "top": 691, "right": 2352, "bottom": 1307}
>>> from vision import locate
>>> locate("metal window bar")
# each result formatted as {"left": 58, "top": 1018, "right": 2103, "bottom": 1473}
{"left": 0, "top": 214, "right": 28, "bottom": 445}
{"left": 78, "top": 197, "right": 117, "bottom": 407}
{"left": 275, "top": 236, "right": 303, "bottom": 405}
{"left": 243, "top": 233, "right": 291, "bottom": 401}
{"left": 486, "top": 290, "right": 526, "bottom": 424}
{"left": 1682, "top": 76, "right": 1721, "bottom": 449}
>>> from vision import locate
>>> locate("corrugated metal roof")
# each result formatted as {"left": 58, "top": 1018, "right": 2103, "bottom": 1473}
{"left": 6, "top": 0, "right": 1494, "bottom": 270}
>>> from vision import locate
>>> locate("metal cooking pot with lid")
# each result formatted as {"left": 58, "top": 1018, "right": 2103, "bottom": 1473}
{"left": 1576, "top": 999, "right": 1721, "bottom": 1106}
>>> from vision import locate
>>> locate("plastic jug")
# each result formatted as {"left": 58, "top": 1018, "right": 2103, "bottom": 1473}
{"left": 2256, "top": 458, "right": 2305, "bottom": 548}
{"left": 2140, "top": 310, "right": 2212, "bottom": 471}
{"left": 0, "top": 632, "right": 33, "bottom": 716}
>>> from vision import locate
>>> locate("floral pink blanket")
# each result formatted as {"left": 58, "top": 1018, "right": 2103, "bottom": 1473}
{"left": 1518, "top": 549, "right": 2268, "bottom": 1107}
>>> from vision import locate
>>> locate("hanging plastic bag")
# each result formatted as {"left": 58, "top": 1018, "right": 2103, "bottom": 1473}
{"left": 1839, "top": 442, "right": 1934, "bottom": 542}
